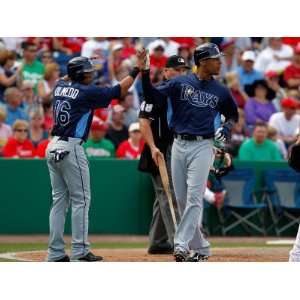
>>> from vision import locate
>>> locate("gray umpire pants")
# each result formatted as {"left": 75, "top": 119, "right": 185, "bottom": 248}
{"left": 171, "top": 138, "right": 214, "bottom": 255}
{"left": 46, "top": 136, "right": 90, "bottom": 261}
{"left": 149, "top": 145, "right": 179, "bottom": 249}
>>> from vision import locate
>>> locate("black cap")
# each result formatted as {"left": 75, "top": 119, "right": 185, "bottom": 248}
{"left": 165, "top": 55, "right": 190, "bottom": 69}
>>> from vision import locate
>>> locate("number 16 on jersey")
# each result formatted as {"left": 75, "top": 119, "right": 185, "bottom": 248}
{"left": 54, "top": 100, "right": 71, "bottom": 127}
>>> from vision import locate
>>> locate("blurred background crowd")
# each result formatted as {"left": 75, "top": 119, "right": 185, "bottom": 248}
{"left": 0, "top": 37, "right": 300, "bottom": 161}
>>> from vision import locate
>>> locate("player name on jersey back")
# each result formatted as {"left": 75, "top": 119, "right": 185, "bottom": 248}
{"left": 54, "top": 86, "right": 79, "bottom": 99}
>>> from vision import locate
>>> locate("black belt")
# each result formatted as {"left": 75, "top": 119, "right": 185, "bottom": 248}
{"left": 58, "top": 136, "right": 84, "bottom": 145}
{"left": 174, "top": 133, "right": 213, "bottom": 141}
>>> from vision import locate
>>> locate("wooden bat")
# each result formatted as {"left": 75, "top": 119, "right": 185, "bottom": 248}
{"left": 157, "top": 154, "right": 178, "bottom": 229}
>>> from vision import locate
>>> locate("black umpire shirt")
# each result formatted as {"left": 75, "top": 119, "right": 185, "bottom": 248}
{"left": 138, "top": 83, "right": 173, "bottom": 176}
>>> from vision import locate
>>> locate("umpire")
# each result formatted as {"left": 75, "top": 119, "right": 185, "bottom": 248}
{"left": 138, "top": 55, "right": 189, "bottom": 254}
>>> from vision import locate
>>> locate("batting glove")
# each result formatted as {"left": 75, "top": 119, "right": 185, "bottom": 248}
{"left": 214, "top": 126, "right": 230, "bottom": 143}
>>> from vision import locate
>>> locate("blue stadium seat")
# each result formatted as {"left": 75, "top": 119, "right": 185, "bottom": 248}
{"left": 264, "top": 168, "right": 300, "bottom": 236}
{"left": 220, "top": 168, "right": 267, "bottom": 236}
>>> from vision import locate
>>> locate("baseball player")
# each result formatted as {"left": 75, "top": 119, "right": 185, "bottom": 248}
{"left": 46, "top": 56, "right": 140, "bottom": 262}
{"left": 137, "top": 43, "right": 238, "bottom": 262}
{"left": 288, "top": 138, "right": 300, "bottom": 262}
{"left": 289, "top": 224, "right": 300, "bottom": 262}
{"left": 138, "top": 55, "right": 189, "bottom": 255}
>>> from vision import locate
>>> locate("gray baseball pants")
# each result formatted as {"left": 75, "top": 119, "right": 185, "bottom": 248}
{"left": 289, "top": 224, "right": 300, "bottom": 262}
{"left": 171, "top": 138, "right": 214, "bottom": 255}
{"left": 46, "top": 136, "right": 90, "bottom": 261}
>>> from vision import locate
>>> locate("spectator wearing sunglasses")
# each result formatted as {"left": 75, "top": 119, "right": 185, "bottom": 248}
{"left": 20, "top": 80, "right": 40, "bottom": 115}
{"left": 39, "top": 50, "right": 55, "bottom": 66}
{"left": 2, "top": 119, "right": 35, "bottom": 158}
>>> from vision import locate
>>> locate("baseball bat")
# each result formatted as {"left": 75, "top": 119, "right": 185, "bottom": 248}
{"left": 157, "top": 154, "right": 178, "bottom": 229}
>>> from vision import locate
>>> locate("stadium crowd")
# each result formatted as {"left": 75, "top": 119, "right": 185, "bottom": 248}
{"left": 0, "top": 37, "right": 300, "bottom": 160}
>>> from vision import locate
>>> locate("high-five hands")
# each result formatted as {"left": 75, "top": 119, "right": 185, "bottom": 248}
{"left": 136, "top": 47, "right": 150, "bottom": 71}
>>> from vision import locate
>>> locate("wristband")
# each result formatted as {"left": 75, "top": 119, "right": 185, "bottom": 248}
{"left": 129, "top": 67, "right": 140, "bottom": 79}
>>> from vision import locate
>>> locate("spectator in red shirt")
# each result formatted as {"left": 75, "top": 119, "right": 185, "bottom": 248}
{"left": 0, "top": 107, "right": 12, "bottom": 156}
{"left": 149, "top": 43, "right": 168, "bottom": 70}
{"left": 3, "top": 119, "right": 35, "bottom": 158}
{"left": 171, "top": 37, "right": 195, "bottom": 49}
{"left": 94, "top": 107, "right": 109, "bottom": 122}
{"left": 284, "top": 43, "right": 300, "bottom": 88}
{"left": 53, "top": 37, "right": 85, "bottom": 55}
{"left": 282, "top": 37, "right": 300, "bottom": 48}
{"left": 36, "top": 132, "right": 51, "bottom": 158}
{"left": 116, "top": 122, "right": 144, "bottom": 159}
{"left": 120, "top": 38, "right": 136, "bottom": 60}
{"left": 42, "top": 101, "right": 53, "bottom": 132}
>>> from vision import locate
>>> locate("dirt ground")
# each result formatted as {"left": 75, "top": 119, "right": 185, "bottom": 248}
{"left": 0, "top": 235, "right": 292, "bottom": 262}
{"left": 0, "top": 235, "right": 291, "bottom": 244}
{"left": 12, "top": 247, "right": 290, "bottom": 262}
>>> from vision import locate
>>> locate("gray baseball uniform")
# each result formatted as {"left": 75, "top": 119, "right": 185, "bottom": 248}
{"left": 46, "top": 78, "right": 121, "bottom": 261}
{"left": 141, "top": 71, "right": 238, "bottom": 257}
{"left": 138, "top": 76, "right": 210, "bottom": 255}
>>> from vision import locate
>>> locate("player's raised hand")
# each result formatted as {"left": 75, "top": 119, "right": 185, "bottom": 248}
{"left": 136, "top": 47, "right": 150, "bottom": 71}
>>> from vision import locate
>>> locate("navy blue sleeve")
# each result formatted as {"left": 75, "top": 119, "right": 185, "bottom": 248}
{"left": 156, "top": 80, "right": 174, "bottom": 97}
{"left": 141, "top": 70, "right": 173, "bottom": 104}
{"left": 218, "top": 88, "right": 239, "bottom": 123}
{"left": 83, "top": 84, "right": 121, "bottom": 109}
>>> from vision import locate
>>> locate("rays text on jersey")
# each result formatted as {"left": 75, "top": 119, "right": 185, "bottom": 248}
{"left": 180, "top": 84, "right": 219, "bottom": 108}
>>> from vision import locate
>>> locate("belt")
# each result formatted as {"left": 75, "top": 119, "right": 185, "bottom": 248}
{"left": 57, "top": 136, "right": 84, "bottom": 145}
{"left": 174, "top": 133, "right": 213, "bottom": 141}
